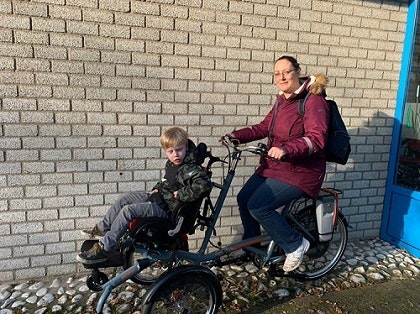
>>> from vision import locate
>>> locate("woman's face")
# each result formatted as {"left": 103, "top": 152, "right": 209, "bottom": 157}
{"left": 274, "top": 59, "right": 301, "bottom": 97}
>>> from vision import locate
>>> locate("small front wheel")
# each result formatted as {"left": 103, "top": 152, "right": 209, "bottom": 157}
{"left": 142, "top": 265, "right": 222, "bottom": 314}
{"left": 86, "top": 271, "right": 108, "bottom": 291}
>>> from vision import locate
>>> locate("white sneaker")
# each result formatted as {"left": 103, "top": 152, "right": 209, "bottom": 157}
{"left": 283, "top": 238, "right": 310, "bottom": 272}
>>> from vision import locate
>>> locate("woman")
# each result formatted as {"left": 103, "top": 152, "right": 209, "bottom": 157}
{"left": 228, "top": 56, "right": 330, "bottom": 272}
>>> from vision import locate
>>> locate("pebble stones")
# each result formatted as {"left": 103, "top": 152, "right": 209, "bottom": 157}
{"left": 273, "top": 288, "right": 290, "bottom": 298}
{"left": 0, "top": 238, "right": 418, "bottom": 313}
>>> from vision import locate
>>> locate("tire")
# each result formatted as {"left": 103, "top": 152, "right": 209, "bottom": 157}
{"left": 124, "top": 245, "right": 173, "bottom": 285}
{"left": 292, "top": 212, "right": 348, "bottom": 280}
{"left": 141, "top": 265, "right": 222, "bottom": 314}
{"left": 86, "top": 271, "right": 108, "bottom": 291}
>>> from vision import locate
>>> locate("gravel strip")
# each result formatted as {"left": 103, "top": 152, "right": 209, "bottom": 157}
{"left": 0, "top": 238, "right": 419, "bottom": 314}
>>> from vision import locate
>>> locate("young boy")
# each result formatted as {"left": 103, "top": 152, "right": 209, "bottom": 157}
{"left": 77, "top": 127, "right": 212, "bottom": 264}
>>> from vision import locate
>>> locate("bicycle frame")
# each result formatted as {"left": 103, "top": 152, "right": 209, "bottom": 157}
{"left": 131, "top": 139, "right": 284, "bottom": 266}
{"left": 96, "top": 258, "right": 152, "bottom": 313}
{"left": 131, "top": 137, "right": 343, "bottom": 266}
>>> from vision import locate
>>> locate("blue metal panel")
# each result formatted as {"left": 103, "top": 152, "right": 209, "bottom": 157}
{"left": 381, "top": 0, "right": 420, "bottom": 258}
{"left": 386, "top": 192, "right": 420, "bottom": 257}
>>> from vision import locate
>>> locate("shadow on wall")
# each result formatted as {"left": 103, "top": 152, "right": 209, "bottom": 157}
{"left": 324, "top": 109, "right": 393, "bottom": 239}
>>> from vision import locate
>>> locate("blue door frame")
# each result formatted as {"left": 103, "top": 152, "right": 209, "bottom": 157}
{"left": 381, "top": 0, "right": 420, "bottom": 257}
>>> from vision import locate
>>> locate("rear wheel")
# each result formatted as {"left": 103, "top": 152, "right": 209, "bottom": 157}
{"left": 292, "top": 212, "right": 348, "bottom": 280}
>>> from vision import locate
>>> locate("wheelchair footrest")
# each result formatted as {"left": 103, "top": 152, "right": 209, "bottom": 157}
{"left": 80, "top": 240, "right": 124, "bottom": 269}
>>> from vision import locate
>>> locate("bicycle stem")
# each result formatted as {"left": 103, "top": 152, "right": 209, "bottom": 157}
{"left": 197, "top": 153, "right": 240, "bottom": 255}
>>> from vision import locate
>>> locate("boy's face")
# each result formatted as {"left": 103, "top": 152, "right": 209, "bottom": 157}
{"left": 164, "top": 144, "right": 187, "bottom": 165}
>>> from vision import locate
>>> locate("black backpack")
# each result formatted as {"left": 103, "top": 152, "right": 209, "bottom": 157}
{"left": 299, "top": 94, "right": 351, "bottom": 165}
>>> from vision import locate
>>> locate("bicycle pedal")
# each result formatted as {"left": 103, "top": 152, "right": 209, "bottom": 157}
{"left": 268, "top": 265, "right": 286, "bottom": 277}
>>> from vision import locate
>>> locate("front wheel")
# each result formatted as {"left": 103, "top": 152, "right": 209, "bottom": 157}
{"left": 141, "top": 265, "right": 222, "bottom": 314}
{"left": 292, "top": 212, "right": 348, "bottom": 280}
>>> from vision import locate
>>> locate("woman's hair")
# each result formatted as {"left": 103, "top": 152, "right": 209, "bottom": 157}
{"left": 160, "top": 127, "right": 189, "bottom": 149}
{"left": 275, "top": 55, "right": 301, "bottom": 71}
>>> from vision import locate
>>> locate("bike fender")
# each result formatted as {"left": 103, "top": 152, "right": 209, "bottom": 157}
{"left": 141, "top": 265, "right": 222, "bottom": 305}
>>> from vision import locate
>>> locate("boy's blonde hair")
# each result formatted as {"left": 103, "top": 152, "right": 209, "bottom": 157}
{"left": 160, "top": 127, "right": 189, "bottom": 149}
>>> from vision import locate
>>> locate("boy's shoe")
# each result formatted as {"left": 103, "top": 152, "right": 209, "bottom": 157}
{"left": 76, "top": 242, "right": 108, "bottom": 264}
{"left": 283, "top": 237, "right": 310, "bottom": 272}
{"left": 81, "top": 225, "right": 105, "bottom": 238}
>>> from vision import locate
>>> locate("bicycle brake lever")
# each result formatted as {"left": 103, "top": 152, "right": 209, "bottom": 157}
{"left": 256, "top": 143, "right": 268, "bottom": 156}
{"left": 221, "top": 135, "right": 240, "bottom": 147}
{"left": 257, "top": 144, "right": 285, "bottom": 161}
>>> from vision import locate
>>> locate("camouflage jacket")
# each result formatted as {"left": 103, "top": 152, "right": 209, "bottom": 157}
{"left": 152, "top": 140, "right": 212, "bottom": 213}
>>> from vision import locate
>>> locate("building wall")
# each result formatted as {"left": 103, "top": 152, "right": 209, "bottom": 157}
{"left": 0, "top": 0, "right": 408, "bottom": 281}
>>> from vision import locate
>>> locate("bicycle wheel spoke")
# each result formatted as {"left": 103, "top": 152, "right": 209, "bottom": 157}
{"left": 148, "top": 278, "right": 217, "bottom": 314}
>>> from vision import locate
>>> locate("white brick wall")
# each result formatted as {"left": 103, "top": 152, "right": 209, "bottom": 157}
{"left": 0, "top": 0, "right": 408, "bottom": 281}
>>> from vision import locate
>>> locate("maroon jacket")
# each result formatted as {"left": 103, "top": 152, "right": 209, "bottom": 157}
{"left": 232, "top": 76, "right": 330, "bottom": 198}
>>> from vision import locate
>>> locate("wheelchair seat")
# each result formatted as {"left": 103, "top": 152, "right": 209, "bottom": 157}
{"left": 127, "top": 197, "right": 206, "bottom": 251}
{"left": 129, "top": 216, "right": 184, "bottom": 249}
{"left": 126, "top": 142, "right": 211, "bottom": 250}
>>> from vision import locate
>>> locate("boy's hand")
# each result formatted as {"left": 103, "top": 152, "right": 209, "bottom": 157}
{"left": 173, "top": 191, "right": 178, "bottom": 199}
{"left": 150, "top": 189, "right": 158, "bottom": 194}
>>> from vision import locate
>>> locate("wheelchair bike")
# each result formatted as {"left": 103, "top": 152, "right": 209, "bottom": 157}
{"left": 78, "top": 136, "right": 348, "bottom": 313}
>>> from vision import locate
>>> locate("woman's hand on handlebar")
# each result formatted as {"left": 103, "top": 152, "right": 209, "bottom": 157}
{"left": 220, "top": 135, "right": 283, "bottom": 160}
{"left": 268, "top": 147, "right": 286, "bottom": 161}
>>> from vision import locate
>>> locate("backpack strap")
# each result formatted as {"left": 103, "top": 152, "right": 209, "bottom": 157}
{"left": 267, "top": 99, "right": 279, "bottom": 147}
{"left": 298, "top": 92, "right": 311, "bottom": 117}
{"left": 297, "top": 92, "right": 315, "bottom": 155}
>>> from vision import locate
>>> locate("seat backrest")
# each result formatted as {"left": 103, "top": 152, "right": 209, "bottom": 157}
{"left": 165, "top": 141, "right": 212, "bottom": 234}
{"left": 170, "top": 197, "right": 206, "bottom": 234}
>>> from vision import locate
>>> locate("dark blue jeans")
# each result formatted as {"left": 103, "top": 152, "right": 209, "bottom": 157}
{"left": 237, "top": 173, "right": 305, "bottom": 253}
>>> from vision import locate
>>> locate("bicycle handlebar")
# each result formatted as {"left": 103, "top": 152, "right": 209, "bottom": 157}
{"left": 221, "top": 135, "right": 268, "bottom": 157}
